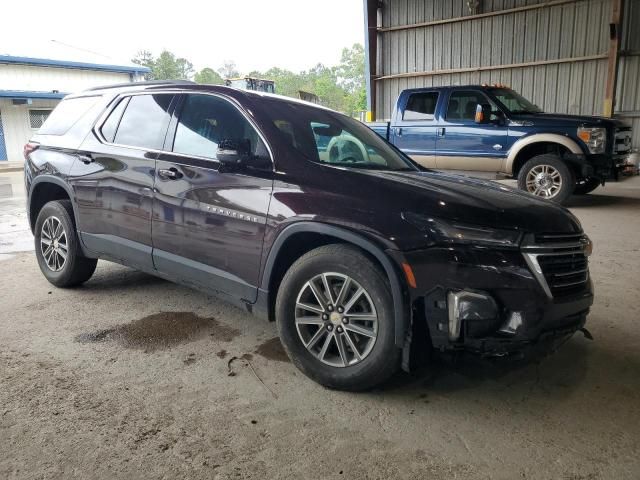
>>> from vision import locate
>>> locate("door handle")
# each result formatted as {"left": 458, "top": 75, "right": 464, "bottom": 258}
{"left": 437, "top": 127, "right": 446, "bottom": 137}
{"left": 78, "top": 154, "right": 94, "bottom": 165}
{"left": 157, "top": 167, "right": 183, "bottom": 180}
{"left": 396, "top": 127, "right": 403, "bottom": 136}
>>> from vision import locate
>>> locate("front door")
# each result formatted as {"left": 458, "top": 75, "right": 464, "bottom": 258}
{"left": 436, "top": 90, "right": 508, "bottom": 172}
{"left": 69, "top": 93, "right": 175, "bottom": 270}
{"left": 0, "top": 110, "right": 7, "bottom": 161}
{"left": 152, "top": 93, "right": 273, "bottom": 302}
{"left": 391, "top": 90, "right": 440, "bottom": 168}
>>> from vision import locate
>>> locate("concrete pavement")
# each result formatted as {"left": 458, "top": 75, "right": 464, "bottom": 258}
{"left": 1, "top": 171, "right": 639, "bottom": 479}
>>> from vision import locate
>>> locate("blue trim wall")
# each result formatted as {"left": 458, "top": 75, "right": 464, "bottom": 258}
{"left": 0, "top": 55, "right": 150, "bottom": 74}
{"left": 0, "top": 90, "right": 67, "bottom": 100}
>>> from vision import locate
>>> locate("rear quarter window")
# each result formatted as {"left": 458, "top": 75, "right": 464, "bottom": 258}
{"left": 39, "top": 96, "right": 101, "bottom": 135}
{"left": 112, "top": 94, "right": 173, "bottom": 150}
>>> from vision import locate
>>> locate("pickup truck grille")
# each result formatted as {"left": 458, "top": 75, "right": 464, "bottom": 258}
{"left": 522, "top": 233, "right": 591, "bottom": 299}
{"left": 614, "top": 127, "right": 632, "bottom": 155}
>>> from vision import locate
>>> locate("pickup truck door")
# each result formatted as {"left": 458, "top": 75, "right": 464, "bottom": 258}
{"left": 390, "top": 91, "right": 440, "bottom": 168}
{"left": 436, "top": 90, "right": 508, "bottom": 172}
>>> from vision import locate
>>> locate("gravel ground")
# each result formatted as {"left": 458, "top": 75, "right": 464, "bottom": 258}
{"left": 1, "top": 173, "right": 639, "bottom": 479}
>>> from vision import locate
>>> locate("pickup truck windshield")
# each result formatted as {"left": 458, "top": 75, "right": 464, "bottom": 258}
{"left": 488, "top": 88, "right": 543, "bottom": 114}
{"left": 261, "top": 98, "right": 418, "bottom": 171}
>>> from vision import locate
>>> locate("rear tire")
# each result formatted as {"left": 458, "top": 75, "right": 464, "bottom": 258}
{"left": 275, "top": 244, "right": 401, "bottom": 391}
{"left": 34, "top": 200, "right": 97, "bottom": 287}
{"left": 574, "top": 177, "right": 601, "bottom": 195}
{"left": 517, "top": 154, "right": 575, "bottom": 204}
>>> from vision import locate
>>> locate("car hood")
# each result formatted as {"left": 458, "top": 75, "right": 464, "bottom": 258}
{"left": 510, "top": 112, "right": 624, "bottom": 128}
{"left": 361, "top": 169, "right": 582, "bottom": 235}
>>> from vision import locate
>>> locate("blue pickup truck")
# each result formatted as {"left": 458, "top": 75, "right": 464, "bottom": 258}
{"left": 367, "top": 85, "right": 632, "bottom": 203}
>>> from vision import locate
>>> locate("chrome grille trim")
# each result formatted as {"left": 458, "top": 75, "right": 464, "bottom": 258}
{"left": 522, "top": 233, "right": 590, "bottom": 299}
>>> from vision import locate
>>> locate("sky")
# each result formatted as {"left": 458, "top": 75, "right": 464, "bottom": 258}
{"left": 0, "top": 0, "right": 365, "bottom": 74}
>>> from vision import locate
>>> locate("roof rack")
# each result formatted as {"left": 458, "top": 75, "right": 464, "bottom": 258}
{"left": 85, "top": 79, "right": 195, "bottom": 92}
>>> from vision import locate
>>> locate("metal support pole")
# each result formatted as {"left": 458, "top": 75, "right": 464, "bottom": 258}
{"left": 363, "top": 0, "right": 379, "bottom": 121}
{"left": 604, "top": 0, "right": 624, "bottom": 117}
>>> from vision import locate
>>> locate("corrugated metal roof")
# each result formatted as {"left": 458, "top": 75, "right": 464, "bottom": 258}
{"left": 0, "top": 55, "right": 150, "bottom": 74}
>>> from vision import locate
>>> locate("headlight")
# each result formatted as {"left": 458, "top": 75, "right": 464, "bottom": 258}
{"left": 577, "top": 127, "right": 607, "bottom": 154}
{"left": 402, "top": 213, "right": 522, "bottom": 248}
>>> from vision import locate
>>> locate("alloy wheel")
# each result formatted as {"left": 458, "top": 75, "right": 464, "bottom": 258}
{"left": 40, "top": 216, "right": 68, "bottom": 272}
{"left": 295, "top": 272, "right": 378, "bottom": 367}
{"left": 525, "top": 164, "right": 563, "bottom": 198}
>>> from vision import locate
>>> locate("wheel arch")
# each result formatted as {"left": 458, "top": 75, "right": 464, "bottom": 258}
{"left": 258, "top": 222, "right": 409, "bottom": 348}
{"left": 507, "top": 134, "right": 583, "bottom": 177}
{"left": 28, "top": 176, "right": 76, "bottom": 233}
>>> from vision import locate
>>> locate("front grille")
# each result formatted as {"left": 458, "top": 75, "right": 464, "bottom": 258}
{"left": 534, "top": 233, "right": 584, "bottom": 244}
{"left": 522, "top": 233, "right": 590, "bottom": 299}
{"left": 614, "top": 128, "right": 632, "bottom": 154}
{"left": 537, "top": 253, "right": 589, "bottom": 297}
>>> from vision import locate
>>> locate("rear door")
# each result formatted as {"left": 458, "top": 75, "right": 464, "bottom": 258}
{"left": 435, "top": 89, "right": 508, "bottom": 171}
{"left": 390, "top": 90, "right": 440, "bottom": 168}
{"left": 71, "top": 93, "right": 175, "bottom": 270}
{"left": 152, "top": 93, "right": 273, "bottom": 302}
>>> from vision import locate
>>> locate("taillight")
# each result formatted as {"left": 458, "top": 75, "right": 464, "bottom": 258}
{"left": 23, "top": 142, "right": 39, "bottom": 160}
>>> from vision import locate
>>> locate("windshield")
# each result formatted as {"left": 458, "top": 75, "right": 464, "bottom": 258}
{"left": 488, "top": 88, "right": 543, "bottom": 114}
{"left": 260, "top": 98, "right": 418, "bottom": 171}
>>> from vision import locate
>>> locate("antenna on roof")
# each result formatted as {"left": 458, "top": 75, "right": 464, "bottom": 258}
{"left": 50, "top": 39, "right": 113, "bottom": 60}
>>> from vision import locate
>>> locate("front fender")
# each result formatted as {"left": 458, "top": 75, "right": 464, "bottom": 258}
{"left": 259, "top": 221, "right": 410, "bottom": 349}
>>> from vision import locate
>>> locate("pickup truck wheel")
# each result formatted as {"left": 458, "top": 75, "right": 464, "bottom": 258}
{"left": 34, "top": 200, "right": 97, "bottom": 288}
{"left": 574, "top": 177, "right": 601, "bottom": 195}
{"left": 517, "top": 154, "right": 575, "bottom": 203}
{"left": 275, "top": 244, "right": 401, "bottom": 391}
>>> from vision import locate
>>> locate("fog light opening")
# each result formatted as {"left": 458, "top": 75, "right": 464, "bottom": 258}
{"left": 447, "top": 290, "right": 499, "bottom": 341}
{"left": 499, "top": 311, "right": 524, "bottom": 335}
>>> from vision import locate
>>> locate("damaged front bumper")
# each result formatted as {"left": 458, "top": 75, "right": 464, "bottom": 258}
{"left": 392, "top": 244, "right": 594, "bottom": 359}
{"left": 566, "top": 152, "right": 629, "bottom": 181}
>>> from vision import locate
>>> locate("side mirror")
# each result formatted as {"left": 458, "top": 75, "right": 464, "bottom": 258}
{"left": 216, "top": 139, "right": 250, "bottom": 165}
{"left": 216, "top": 139, "right": 271, "bottom": 170}
{"left": 475, "top": 103, "right": 492, "bottom": 124}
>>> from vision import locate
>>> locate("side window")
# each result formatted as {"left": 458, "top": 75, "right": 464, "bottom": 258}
{"left": 402, "top": 92, "right": 439, "bottom": 121}
{"left": 100, "top": 97, "right": 129, "bottom": 143}
{"left": 446, "top": 91, "right": 496, "bottom": 122}
{"left": 173, "top": 94, "right": 266, "bottom": 160}
{"left": 39, "top": 96, "right": 100, "bottom": 136}
{"left": 113, "top": 94, "right": 173, "bottom": 149}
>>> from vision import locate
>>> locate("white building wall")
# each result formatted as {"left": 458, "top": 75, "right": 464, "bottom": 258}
{"left": 0, "top": 98, "right": 60, "bottom": 162}
{"left": 0, "top": 64, "right": 133, "bottom": 94}
{"left": 0, "top": 64, "right": 139, "bottom": 162}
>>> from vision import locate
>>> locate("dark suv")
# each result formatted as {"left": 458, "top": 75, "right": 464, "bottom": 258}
{"left": 25, "top": 81, "right": 594, "bottom": 390}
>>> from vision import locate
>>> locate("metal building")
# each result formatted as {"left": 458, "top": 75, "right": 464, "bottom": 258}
{"left": 0, "top": 51, "right": 149, "bottom": 162}
{"left": 364, "top": 0, "right": 640, "bottom": 148}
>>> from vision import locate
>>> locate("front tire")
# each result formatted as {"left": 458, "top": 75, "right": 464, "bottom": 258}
{"left": 34, "top": 200, "right": 97, "bottom": 287}
{"left": 574, "top": 177, "right": 601, "bottom": 195}
{"left": 517, "top": 154, "right": 575, "bottom": 204}
{"left": 275, "top": 244, "right": 401, "bottom": 391}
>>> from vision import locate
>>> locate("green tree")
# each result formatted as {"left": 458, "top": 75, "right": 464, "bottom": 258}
{"left": 194, "top": 67, "right": 224, "bottom": 85}
{"left": 131, "top": 50, "right": 155, "bottom": 80}
{"left": 153, "top": 50, "right": 181, "bottom": 80}
{"left": 176, "top": 57, "right": 194, "bottom": 80}
{"left": 132, "top": 50, "right": 196, "bottom": 81}
{"left": 337, "top": 43, "right": 367, "bottom": 114}
{"left": 218, "top": 60, "right": 240, "bottom": 79}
